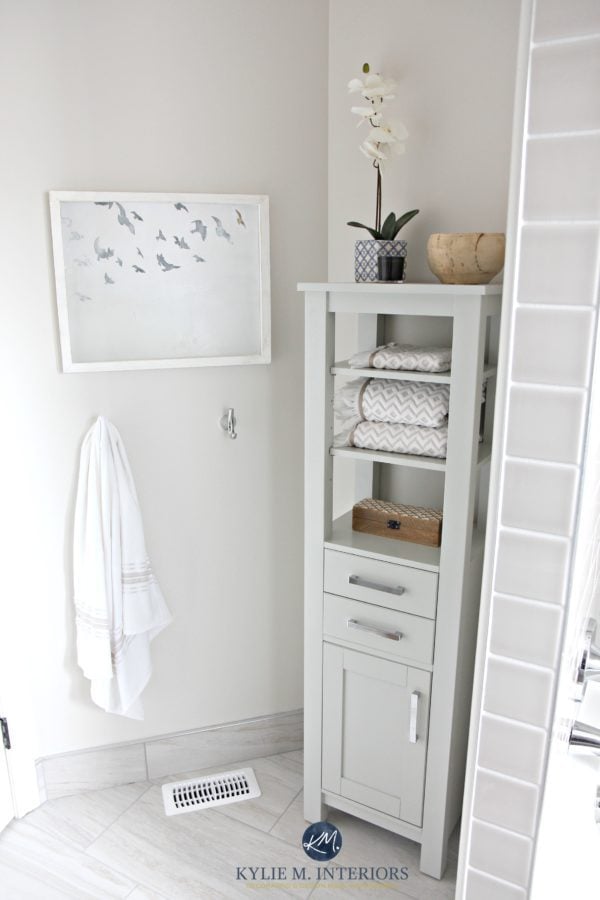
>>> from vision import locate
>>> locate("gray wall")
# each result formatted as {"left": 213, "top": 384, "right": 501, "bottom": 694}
{"left": 0, "top": 0, "right": 328, "bottom": 757}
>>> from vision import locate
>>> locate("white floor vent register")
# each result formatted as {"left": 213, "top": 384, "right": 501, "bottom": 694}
{"left": 162, "top": 767, "right": 261, "bottom": 816}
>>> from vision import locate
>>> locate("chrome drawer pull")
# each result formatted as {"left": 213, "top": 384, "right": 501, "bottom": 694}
{"left": 409, "top": 691, "right": 419, "bottom": 744}
{"left": 348, "top": 574, "right": 405, "bottom": 596}
{"left": 347, "top": 618, "right": 402, "bottom": 642}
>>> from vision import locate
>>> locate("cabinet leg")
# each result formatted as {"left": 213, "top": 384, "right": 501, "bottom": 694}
{"left": 419, "top": 836, "right": 448, "bottom": 880}
{"left": 303, "top": 790, "right": 327, "bottom": 824}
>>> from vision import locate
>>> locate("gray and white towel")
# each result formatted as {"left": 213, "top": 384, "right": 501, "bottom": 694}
{"left": 349, "top": 343, "right": 452, "bottom": 373}
{"left": 335, "top": 378, "right": 450, "bottom": 429}
{"left": 336, "top": 420, "right": 448, "bottom": 459}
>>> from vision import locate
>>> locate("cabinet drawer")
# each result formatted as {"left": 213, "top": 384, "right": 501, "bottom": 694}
{"left": 324, "top": 593, "right": 434, "bottom": 665}
{"left": 324, "top": 549, "right": 437, "bottom": 619}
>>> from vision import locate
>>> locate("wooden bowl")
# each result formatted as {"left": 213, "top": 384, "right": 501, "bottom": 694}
{"left": 427, "top": 233, "right": 505, "bottom": 284}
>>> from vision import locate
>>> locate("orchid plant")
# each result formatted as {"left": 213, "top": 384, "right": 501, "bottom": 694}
{"left": 347, "top": 63, "right": 418, "bottom": 240}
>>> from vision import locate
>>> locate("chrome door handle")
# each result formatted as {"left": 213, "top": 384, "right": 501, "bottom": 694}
{"left": 569, "top": 721, "right": 600, "bottom": 754}
{"left": 347, "top": 618, "right": 402, "bottom": 642}
{"left": 348, "top": 575, "right": 405, "bottom": 596}
{"left": 409, "top": 691, "right": 419, "bottom": 743}
{"left": 577, "top": 618, "right": 600, "bottom": 684}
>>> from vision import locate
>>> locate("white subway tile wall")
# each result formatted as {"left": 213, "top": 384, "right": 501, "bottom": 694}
{"left": 477, "top": 715, "right": 547, "bottom": 784}
{"left": 523, "top": 135, "right": 600, "bottom": 220}
{"left": 517, "top": 225, "right": 599, "bottom": 306}
{"left": 505, "top": 386, "right": 586, "bottom": 463}
{"left": 463, "top": 1, "right": 600, "bottom": 896}
{"left": 473, "top": 769, "right": 539, "bottom": 837}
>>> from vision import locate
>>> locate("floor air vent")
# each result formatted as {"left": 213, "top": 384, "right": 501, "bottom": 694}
{"left": 162, "top": 767, "right": 261, "bottom": 816}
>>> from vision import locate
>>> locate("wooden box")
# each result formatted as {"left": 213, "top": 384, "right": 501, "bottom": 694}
{"left": 352, "top": 498, "right": 443, "bottom": 547}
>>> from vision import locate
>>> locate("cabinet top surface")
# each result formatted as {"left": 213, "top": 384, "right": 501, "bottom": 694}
{"left": 298, "top": 282, "right": 503, "bottom": 295}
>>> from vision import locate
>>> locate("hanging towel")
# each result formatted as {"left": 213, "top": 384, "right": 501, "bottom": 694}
{"left": 335, "top": 378, "right": 451, "bottom": 429}
{"left": 73, "top": 417, "right": 172, "bottom": 719}
{"left": 349, "top": 343, "right": 452, "bottom": 373}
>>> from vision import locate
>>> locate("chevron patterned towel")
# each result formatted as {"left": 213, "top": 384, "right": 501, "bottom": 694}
{"left": 335, "top": 378, "right": 450, "bottom": 429}
{"left": 349, "top": 343, "right": 452, "bottom": 373}
{"left": 348, "top": 421, "right": 448, "bottom": 458}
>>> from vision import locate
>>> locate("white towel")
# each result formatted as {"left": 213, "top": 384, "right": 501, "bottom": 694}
{"left": 73, "top": 417, "right": 172, "bottom": 719}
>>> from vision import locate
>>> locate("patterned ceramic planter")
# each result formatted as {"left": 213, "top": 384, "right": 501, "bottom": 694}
{"left": 354, "top": 239, "right": 407, "bottom": 282}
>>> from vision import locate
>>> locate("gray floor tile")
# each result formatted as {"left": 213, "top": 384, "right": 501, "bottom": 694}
{"left": 22, "top": 782, "right": 150, "bottom": 849}
{"left": 87, "top": 784, "right": 313, "bottom": 899}
{"left": 0, "top": 751, "right": 457, "bottom": 900}
{"left": 126, "top": 887, "right": 171, "bottom": 900}
{"left": 0, "top": 819, "right": 136, "bottom": 898}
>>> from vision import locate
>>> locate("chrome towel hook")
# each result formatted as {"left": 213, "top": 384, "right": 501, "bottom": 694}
{"left": 219, "top": 408, "right": 237, "bottom": 440}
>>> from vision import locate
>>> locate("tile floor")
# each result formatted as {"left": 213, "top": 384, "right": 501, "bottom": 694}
{"left": 0, "top": 751, "right": 458, "bottom": 899}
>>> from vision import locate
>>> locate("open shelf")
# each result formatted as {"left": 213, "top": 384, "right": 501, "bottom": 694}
{"left": 330, "top": 446, "right": 446, "bottom": 470}
{"left": 325, "top": 512, "right": 441, "bottom": 572}
{"left": 331, "top": 361, "right": 497, "bottom": 384}
{"left": 331, "top": 442, "right": 492, "bottom": 470}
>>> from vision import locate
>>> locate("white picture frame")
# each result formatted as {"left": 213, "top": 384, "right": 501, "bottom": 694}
{"left": 49, "top": 191, "right": 271, "bottom": 372}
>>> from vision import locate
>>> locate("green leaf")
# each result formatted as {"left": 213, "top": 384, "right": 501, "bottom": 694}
{"left": 347, "top": 221, "right": 381, "bottom": 240}
{"left": 391, "top": 209, "right": 420, "bottom": 238}
{"left": 380, "top": 212, "right": 397, "bottom": 241}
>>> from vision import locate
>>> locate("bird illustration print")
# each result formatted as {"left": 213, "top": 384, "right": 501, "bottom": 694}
{"left": 94, "top": 202, "right": 113, "bottom": 209}
{"left": 76, "top": 292, "right": 92, "bottom": 302}
{"left": 69, "top": 231, "right": 84, "bottom": 241}
{"left": 193, "top": 255, "right": 205, "bottom": 263}
{"left": 137, "top": 247, "right": 144, "bottom": 258}
{"left": 174, "top": 235, "right": 190, "bottom": 250}
{"left": 115, "top": 202, "right": 135, "bottom": 234}
{"left": 116, "top": 257, "right": 123, "bottom": 267}
{"left": 157, "top": 253, "right": 180, "bottom": 271}
{"left": 104, "top": 273, "right": 114, "bottom": 284}
{"left": 190, "top": 220, "right": 207, "bottom": 240}
{"left": 132, "top": 265, "right": 145, "bottom": 273}
{"left": 131, "top": 210, "right": 143, "bottom": 221}
{"left": 174, "top": 202, "right": 188, "bottom": 212}
{"left": 94, "top": 237, "right": 114, "bottom": 261}
{"left": 156, "top": 229, "right": 166, "bottom": 241}
{"left": 212, "top": 216, "right": 232, "bottom": 243}
{"left": 235, "top": 209, "right": 246, "bottom": 228}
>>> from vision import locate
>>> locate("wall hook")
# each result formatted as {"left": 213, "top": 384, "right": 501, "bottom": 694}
{"left": 219, "top": 407, "right": 237, "bottom": 440}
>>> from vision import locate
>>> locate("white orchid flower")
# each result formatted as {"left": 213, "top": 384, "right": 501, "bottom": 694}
{"left": 367, "top": 126, "right": 397, "bottom": 145}
{"left": 359, "top": 140, "right": 386, "bottom": 161}
{"left": 348, "top": 64, "right": 415, "bottom": 239}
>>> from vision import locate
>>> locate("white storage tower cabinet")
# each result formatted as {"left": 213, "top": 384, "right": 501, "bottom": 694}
{"left": 301, "top": 283, "right": 502, "bottom": 879}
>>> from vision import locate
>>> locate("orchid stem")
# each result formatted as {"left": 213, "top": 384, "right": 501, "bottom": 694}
{"left": 375, "top": 164, "right": 382, "bottom": 234}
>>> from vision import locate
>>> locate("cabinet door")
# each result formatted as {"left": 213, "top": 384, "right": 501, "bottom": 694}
{"left": 322, "top": 643, "right": 431, "bottom": 827}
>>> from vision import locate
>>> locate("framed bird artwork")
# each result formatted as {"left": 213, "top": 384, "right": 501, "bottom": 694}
{"left": 49, "top": 191, "right": 271, "bottom": 371}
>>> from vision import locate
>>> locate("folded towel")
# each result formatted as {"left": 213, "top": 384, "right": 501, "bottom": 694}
{"left": 335, "top": 420, "right": 448, "bottom": 459}
{"left": 349, "top": 343, "right": 452, "bottom": 373}
{"left": 73, "top": 417, "right": 172, "bottom": 719}
{"left": 335, "top": 378, "right": 450, "bottom": 429}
